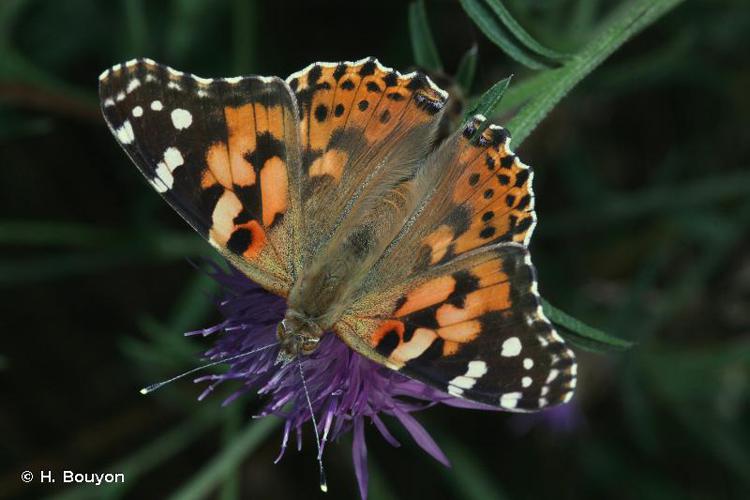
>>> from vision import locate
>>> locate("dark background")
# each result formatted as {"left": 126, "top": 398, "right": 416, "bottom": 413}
{"left": 1, "top": 0, "right": 749, "bottom": 499}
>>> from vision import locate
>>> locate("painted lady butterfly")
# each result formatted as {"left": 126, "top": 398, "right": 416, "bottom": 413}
{"left": 99, "top": 57, "right": 576, "bottom": 411}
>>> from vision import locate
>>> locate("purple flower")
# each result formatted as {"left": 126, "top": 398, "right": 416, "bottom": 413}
{"left": 188, "top": 263, "right": 496, "bottom": 499}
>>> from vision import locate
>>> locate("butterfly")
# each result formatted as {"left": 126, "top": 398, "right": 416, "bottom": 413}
{"left": 99, "top": 57, "right": 576, "bottom": 412}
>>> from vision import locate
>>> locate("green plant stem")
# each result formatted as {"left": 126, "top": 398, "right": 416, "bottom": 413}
{"left": 48, "top": 407, "right": 220, "bottom": 500}
{"left": 409, "top": 0, "right": 443, "bottom": 72}
{"left": 168, "top": 417, "right": 281, "bottom": 500}
{"left": 545, "top": 170, "right": 750, "bottom": 235}
{"left": 508, "top": 0, "right": 685, "bottom": 147}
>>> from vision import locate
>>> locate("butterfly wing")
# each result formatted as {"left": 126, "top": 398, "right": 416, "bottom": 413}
{"left": 335, "top": 116, "right": 576, "bottom": 411}
{"left": 99, "top": 59, "right": 304, "bottom": 296}
{"left": 285, "top": 58, "right": 448, "bottom": 264}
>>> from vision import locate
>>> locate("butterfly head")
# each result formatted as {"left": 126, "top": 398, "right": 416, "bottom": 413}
{"left": 276, "top": 311, "right": 324, "bottom": 364}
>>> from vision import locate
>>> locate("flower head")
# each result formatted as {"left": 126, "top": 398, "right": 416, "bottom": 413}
{"left": 189, "top": 263, "right": 494, "bottom": 499}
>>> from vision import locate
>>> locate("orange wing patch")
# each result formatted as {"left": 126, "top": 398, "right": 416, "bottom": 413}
{"left": 365, "top": 251, "right": 513, "bottom": 366}
{"left": 416, "top": 119, "right": 536, "bottom": 271}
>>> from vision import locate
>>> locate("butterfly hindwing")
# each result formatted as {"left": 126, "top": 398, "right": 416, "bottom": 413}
{"left": 338, "top": 244, "right": 575, "bottom": 411}
{"left": 99, "top": 59, "right": 303, "bottom": 295}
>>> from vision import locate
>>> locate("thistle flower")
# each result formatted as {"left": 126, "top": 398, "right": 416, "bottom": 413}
{"left": 188, "top": 262, "right": 496, "bottom": 499}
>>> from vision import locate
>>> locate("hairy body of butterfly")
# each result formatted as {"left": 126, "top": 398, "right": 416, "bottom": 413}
{"left": 99, "top": 57, "right": 576, "bottom": 411}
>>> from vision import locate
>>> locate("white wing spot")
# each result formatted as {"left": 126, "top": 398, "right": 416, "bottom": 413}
{"left": 154, "top": 161, "right": 174, "bottom": 191}
{"left": 522, "top": 376, "right": 532, "bottom": 388}
{"left": 523, "top": 358, "right": 534, "bottom": 369}
{"left": 163, "top": 147, "right": 184, "bottom": 170}
{"left": 450, "top": 376, "right": 476, "bottom": 389}
{"left": 126, "top": 79, "right": 141, "bottom": 93}
{"left": 115, "top": 91, "right": 126, "bottom": 102}
{"left": 562, "top": 392, "right": 573, "bottom": 403}
{"left": 448, "top": 360, "right": 488, "bottom": 395}
{"left": 224, "top": 76, "right": 243, "bottom": 83}
{"left": 466, "top": 360, "right": 487, "bottom": 378}
{"left": 448, "top": 386, "right": 464, "bottom": 397}
{"left": 150, "top": 100, "right": 163, "bottom": 111}
{"left": 501, "top": 337, "right": 522, "bottom": 357}
{"left": 193, "top": 75, "right": 213, "bottom": 84}
{"left": 171, "top": 108, "right": 192, "bottom": 129}
{"left": 132, "top": 106, "right": 143, "bottom": 117}
{"left": 546, "top": 369, "right": 559, "bottom": 384}
{"left": 115, "top": 120, "right": 134, "bottom": 144}
{"left": 500, "top": 392, "right": 521, "bottom": 409}
{"left": 167, "top": 81, "right": 182, "bottom": 91}
{"left": 149, "top": 177, "right": 169, "bottom": 193}
{"left": 103, "top": 98, "right": 115, "bottom": 107}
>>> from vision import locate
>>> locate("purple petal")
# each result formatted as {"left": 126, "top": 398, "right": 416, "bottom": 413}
{"left": 371, "top": 414, "right": 400, "bottom": 448}
{"left": 352, "top": 418, "right": 369, "bottom": 500}
{"left": 392, "top": 407, "right": 450, "bottom": 467}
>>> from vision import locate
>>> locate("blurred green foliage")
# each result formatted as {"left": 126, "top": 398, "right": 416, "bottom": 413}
{"left": 1, "top": 0, "right": 749, "bottom": 499}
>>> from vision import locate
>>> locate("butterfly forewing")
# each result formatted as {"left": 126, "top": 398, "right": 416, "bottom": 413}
{"left": 285, "top": 58, "right": 448, "bottom": 264}
{"left": 99, "top": 59, "right": 303, "bottom": 295}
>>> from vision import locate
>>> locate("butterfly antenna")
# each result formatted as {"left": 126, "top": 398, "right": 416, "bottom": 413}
{"left": 139, "top": 342, "right": 278, "bottom": 395}
{"left": 298, "top": 357, "right": 328, "bottom": 493}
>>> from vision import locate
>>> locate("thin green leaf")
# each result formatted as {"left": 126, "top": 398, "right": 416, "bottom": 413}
{"left": 168, "top": 417, "right": 281, "bottom": 500}
{"left": 458, "top": 0, "right": 549, "bottom": 70}
{"left": 220, "top": 404, "right": 244, "bottom": 500}
{"left": 408, "top": 0, "right": 443, "bottom": 72}
{"left": 232, "top": 0, "right": 257, "bottom": 74}
{"left": 368, "top": 456, "right": 400, "bottom": 500}
{"left": 545, "top": 170, "right": 750, "bottom": 236}
{"left": 0, "top": 47, "right": 97, "bottom": 118}
{"left": 455, "top": 45, "right": 478, "bottom": 93}
{"left": 508, "top": 0, "right": 686, "bottom": 146}
{"left": 542, "top": 299, "right": 634, "bottom": 351}
{"left": 0, "top": 220, "right": 118, "bottom": 247}
{"left": 47, "top": 407, "right": 220, "bottom": 500}
{"left": 123, "top": 0, "right": 149, "bottom": 54}
{"left": 466, "top": 75, "right": 512, "bottom": 120}
{"left": 490, "top": 69, "right": 559, "bottom": 117}
{"left": 484, "top": 0, "right": 570, "bottom": 61}
{"left": 434, "top": 432, "right": 509, "bottom": 500}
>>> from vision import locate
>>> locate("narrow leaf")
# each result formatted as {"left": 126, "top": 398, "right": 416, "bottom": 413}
{"left": 167, "top": 417, "right": 281, "bottom": 500}
{"left": 48, "top": 407, "right": 220, "bottom": 500}
{"left": 484, "top": 0, "right": 570, "bottom": 61}
{"left": 508, "top": 0, "right": 686, "bottom": 146}
{"left": 408, "top": 0, "right": 443, "bottom": 72}
{"left": 455, "top": 45, "right": 478, "bottom": 93}
{"left": 439, "top": 433, "right": 509, "bottom": 500}
{"left": 465, "top": 75, "right": 513, "bottom": 135}
{"left": 458, "top": 0, "right": 549, "bottom": 70}
{"left": 542, "top": 299, "right": 634, "bottom": 352}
